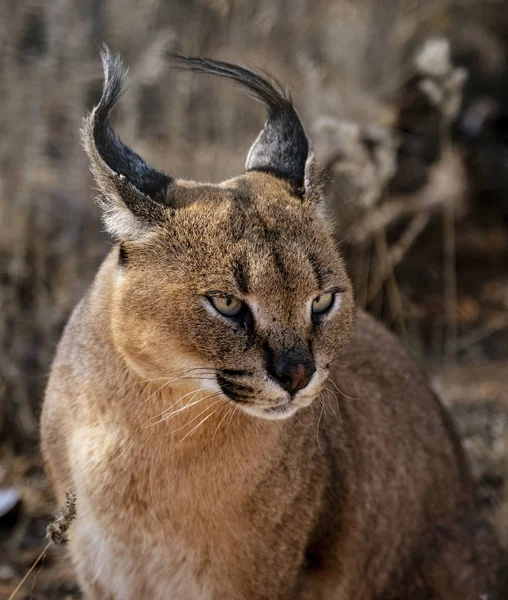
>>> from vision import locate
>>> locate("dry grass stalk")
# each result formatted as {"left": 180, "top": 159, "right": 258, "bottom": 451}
{"left": 7, "top": 492, "right": 76, "bottom": 600}
{"left": 6, "top": 541, "right": 51, "bottom": 600}
{"left": 350, "top": 149, "right": 466, "bottom": 244}
{"left": 456, "top": 314, "right": 508, "bottom": 352}
{"left": 367, "top": 213, "right": 430, "bottom": 305}
{"left": 372, "top": 229, "right": 408, "bottom": 336}
{"left": 443, "top": 178, "right": 458, "bottom": 359}
{"left": 46, "top": 491, "right": 77, "bottom": 546}
{"left": 414, "top": 37, "right": 468, "bottom": 361}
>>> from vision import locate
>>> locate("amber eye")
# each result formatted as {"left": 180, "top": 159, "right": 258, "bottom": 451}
{"left": 312, "top": 292, "right": 335, "bottom": 316}
{"left": 210, "top": 296, "right": 244, "bottom": 318}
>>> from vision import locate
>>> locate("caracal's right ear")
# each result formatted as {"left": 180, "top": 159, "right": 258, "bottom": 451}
{"left": 82, "top": 46, "right": 174, "bottom": 240}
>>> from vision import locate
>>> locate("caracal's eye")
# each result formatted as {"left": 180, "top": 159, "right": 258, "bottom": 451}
{"left": 312, "top": 292, "right": 335, "bottom": 316}
{"left": 210, "top": 296, "right": 244, "bottom": 318}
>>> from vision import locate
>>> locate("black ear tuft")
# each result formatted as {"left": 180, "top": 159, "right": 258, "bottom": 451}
{"left": 82, "top": 47, "right": 175, "bottom": 239}
{"left": 91, "top": 47, "right": 173, "bottom": 201}
{"left": 170, "top": 55, "right": 310, "bottom": 191}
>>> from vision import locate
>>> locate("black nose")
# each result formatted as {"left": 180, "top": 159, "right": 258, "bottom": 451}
{"left": 267, "top": 350, "right": 316, "bottom": 394}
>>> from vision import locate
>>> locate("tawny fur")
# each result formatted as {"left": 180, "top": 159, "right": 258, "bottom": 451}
{"left": 41, "top": 50, "right": 507, "bottom": 599}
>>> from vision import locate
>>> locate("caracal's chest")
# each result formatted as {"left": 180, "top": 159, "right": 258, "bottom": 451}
{"left": 69, "top": 421, "right": 252, "bottom": 599}
{"left": 73, "top": 505, "right": 213, "bottom": 600}
{"left": 67, "top": 404, "right": 324, "bottom": 598}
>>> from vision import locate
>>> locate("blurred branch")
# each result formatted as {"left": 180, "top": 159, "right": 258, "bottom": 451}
{"left": 350, "top": 150, "right": 466, "bottom": 244}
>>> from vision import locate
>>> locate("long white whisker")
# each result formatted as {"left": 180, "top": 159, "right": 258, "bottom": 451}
{"left": 177, "top": 410, "right": 218, "bottom": 445}
{"left": 142, "top": 367, "right": 217, "bottom": 383}
{"left": 148, "top": 389, "right": 205, "bottom": 426}
{"left": 139, "top": 375, "right": 215, "bottom": 409}
{"left": 139, "top": 370, "right": 217, "bottom": 407}
{"left": 327, "top": 378, "right": 360, "bottom": 400}
{"left": 212, "top": 403, "right": 233, "bottom": 442}
{"left": 142, "top": 372, "right": 217, "bottom": 384}
{"left": 164, "top": 395, "right": 224, "bottom": 435}
{"left": 151, "top": 387, "right": 205, "bottom": 420}
{"left": 139, "top": 379, "right": 175, "bottom": 408}
{"left": 321, "top": 392, "right": 331, "bottom": 421}
{"left": 157, "top": 393, "right": 221, "bottom": 428}
{"left": 226, "top": 403, "right": 240, "bottom": 432}
{"left": 316, "top": 396, "right": 325, "bottom": 454}
{"left": 324, "top": 387, "right": 342, "bottom": 423}
{"left": 155, "top": 396, "right": 210, "bottom": 424}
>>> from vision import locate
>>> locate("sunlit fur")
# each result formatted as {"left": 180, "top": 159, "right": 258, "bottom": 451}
{"left": 41, "top": 49, "right": 507, "bottom": 600}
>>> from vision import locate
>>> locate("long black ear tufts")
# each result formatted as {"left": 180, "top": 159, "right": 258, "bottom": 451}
{"left": 170, "top": 54, "right": 310, "bottom": 191}
{"left": 81, "top": 46, "right": 175, "bottom": 239}
{"left": 88, "top": 45, "right": 173, "bottom": 202}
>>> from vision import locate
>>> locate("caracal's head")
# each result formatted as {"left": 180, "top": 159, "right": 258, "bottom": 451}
{"left": 82, "top": 48, "right": 354, "bottom": 420}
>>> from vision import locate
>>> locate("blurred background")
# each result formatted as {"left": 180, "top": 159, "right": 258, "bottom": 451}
{"left": 1, "top": 0, "right": 508, "bottom": 596}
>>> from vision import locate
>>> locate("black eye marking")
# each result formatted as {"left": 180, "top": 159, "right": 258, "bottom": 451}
{"left": 220, "top": 369, "right": 253, "bottom": 377}
{"left": 242, "top": 307, "right": 255, "bottom": 333}
{"left": 118, "top": 244, "right": 128, "bottom": 266}
{"left": 217, "top": 374, "right": 253, "bottom": 402}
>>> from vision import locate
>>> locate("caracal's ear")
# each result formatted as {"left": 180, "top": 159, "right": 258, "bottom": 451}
{"left": 82, "top": 46, "right": 174, "bottom": 240}
{"left": 170, "top": 55, "right": 323, "bottom": 201}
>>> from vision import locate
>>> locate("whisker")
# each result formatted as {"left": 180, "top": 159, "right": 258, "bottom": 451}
{"left": 321, "top": 392, "right": 332, "bottom": 421}
{"left": 142, "top": 367, "right": 217, "bottom": 383}
{"left": 139, "top": 379, "right": 175, "bottom": 408}
{"left": 212, "top": 401, "right": 233, "bottom": 442}
{"left": 152, "top": 386, "right": 214, "bottom": 418}
{"left": 316, "top": 396, "right": 325, "bottom": 454}
{"left": 323, "top": 387, "right": 343, "bottom": 424}
{"left": 156, "top": 395, "right": 214, "bottom": 424}
{"left": 232, "top": 403, "right": 243, "bottom": 430}
{"left": 142, "top": 372, "right": 217, "bottom": 384}
{"left": 160, "top": 393, "right": 223, "bottom": 427}
{"left": 177, "top": 409, "right": 218, "bottom": 445}
{"left": 139, "top": 372, "right": 218, "bottom": 409}
{"left": 164, "top": 395, "right": 224, "bottom": 435}
{"left": 329, "top": 395, "right": 340, "bottom": 420}
{"left": 326, "top": 378, "right": 360, "bottom": 400}
{"left": 226, "top": 402, "right": 240, "bottom": 432}
{"left": 148, "top": 389, "right": 205, "bottom": 425}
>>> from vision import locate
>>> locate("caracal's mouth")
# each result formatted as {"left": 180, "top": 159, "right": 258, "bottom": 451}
{"left": 236, "top": 393, "right": 317, "bottom": 421}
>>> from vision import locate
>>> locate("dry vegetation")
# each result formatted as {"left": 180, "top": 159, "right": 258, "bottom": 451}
{"left": 1, "top": 0, "right": 508, "bottom": 597}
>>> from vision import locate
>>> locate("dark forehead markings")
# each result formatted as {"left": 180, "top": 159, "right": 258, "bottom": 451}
{"left": 308, "top": 252, "right": 326, "bottom": 289}
{"left": 243, "top": 202, "right": 292, "bottom": 281}
{"left": 228, "top": 187, "right": 293, "bottom": 285}
{"left": 229, "top": 185, "right": 252, "bottom": 207}
{"left": 270, "top": 243, "right": 290, "bottom": 281}
{"left": 233, "top": 260, "right": 249, "bottom": 295}
{"left": 228, "top": 190, "right": 249, "bottom": 242}
{"left": 227, "top": 188, "right": 251, "bottom": 292}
